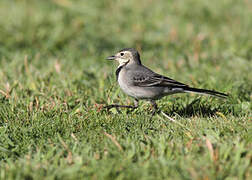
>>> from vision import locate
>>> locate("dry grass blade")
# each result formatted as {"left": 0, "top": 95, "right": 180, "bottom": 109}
{"left": 205, "top": 137, "right": 214, "bottom": 161}
{"left": 54, "top": 60, "right": 61, "bottom": 74}
{"left": 0, "top": 89, "right": 9, "bottom": 98}
{"left": 104, "top": 132, "right": 123, "bottom": 152}
{"left": 160, "top": 111, "right": 191, "bottom": 131}
{"left": 58, "top": 135, "right": 73, "bottom": 164}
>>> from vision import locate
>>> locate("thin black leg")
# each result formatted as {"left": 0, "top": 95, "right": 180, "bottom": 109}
{"left": 104, "top": 99, "right": 139, "bottom": 111}
{"left": 149, "top": 100, "right": 158, "bottom": 121}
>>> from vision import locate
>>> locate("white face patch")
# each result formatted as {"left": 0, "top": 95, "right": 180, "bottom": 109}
{"left": 117, "top": 57, "right": 129, "bottom": 67}
{"left": 115, "top": 51, "right": 132, "bottom": 67}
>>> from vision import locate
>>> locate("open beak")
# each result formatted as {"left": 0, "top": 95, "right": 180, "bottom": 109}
{"left": 106, "top": 55, "right": 116, "bottom": 60}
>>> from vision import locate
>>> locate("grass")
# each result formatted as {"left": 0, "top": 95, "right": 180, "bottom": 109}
{"left": 0, "top": 0, "right": 251, "bottom": 179}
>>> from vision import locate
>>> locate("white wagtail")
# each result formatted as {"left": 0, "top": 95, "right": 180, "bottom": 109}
{"left": 105, "top": 48, "right": 228, "bottom": 116}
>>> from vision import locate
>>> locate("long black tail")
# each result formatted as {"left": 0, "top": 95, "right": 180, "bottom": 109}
{"left": 184, "top": 87, "right": 228, "bottom": 98}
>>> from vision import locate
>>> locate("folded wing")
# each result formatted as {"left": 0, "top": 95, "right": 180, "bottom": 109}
{"left": 132, "top": 70, "right": 188, "bottom": 88}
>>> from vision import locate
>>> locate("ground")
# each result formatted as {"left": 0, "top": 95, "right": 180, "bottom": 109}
{"left": 0, "top": 0, "right": 251, "bottom": 179}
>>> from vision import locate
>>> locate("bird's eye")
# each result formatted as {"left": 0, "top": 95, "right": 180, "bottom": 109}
{"left": 120, "top": 53, "right": 124, "bottom": 56}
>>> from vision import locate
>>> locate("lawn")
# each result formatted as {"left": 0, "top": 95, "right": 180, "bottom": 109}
{"left": 0, "top": 0, "right": 251, "bottom": 179}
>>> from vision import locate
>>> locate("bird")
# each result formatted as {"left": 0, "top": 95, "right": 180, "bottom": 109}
{"left": 105, "top": 48, "right": 228, "bottom": 117}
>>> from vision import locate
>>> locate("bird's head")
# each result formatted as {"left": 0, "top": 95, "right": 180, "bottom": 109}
{"left": 106, "top": 48, "right": 141, "bottom": 67}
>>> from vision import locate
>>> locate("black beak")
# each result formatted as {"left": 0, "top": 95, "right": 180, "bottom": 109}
{"left": 106, "top": 55, "right": 115, "bottom": 60}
